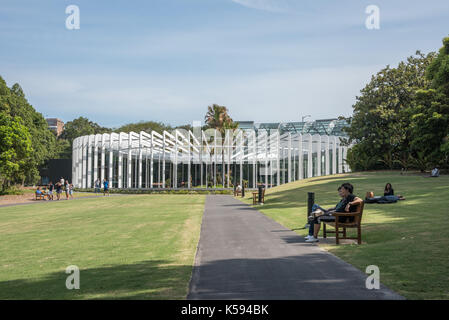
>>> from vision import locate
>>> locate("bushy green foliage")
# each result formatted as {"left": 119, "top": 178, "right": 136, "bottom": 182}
{"left": 0, "top": 77, "right": 55, "bottom": 186}
{"left": 345, "top": 36, "right": 449, "bottom": 171}
{"left": 0, "top": 114, "right": 32, "bottom": 190}
{"left": 114, "top": 121, "right": 173, "bottom": 134}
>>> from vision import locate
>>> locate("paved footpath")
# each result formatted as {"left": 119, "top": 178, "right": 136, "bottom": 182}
{"left": 188, "top": 195, "right": 404, "bottom": 300}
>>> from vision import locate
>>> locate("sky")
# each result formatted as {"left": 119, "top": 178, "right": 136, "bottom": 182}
{"left": 1, "top": 0, "right": 448, "bottom": 128}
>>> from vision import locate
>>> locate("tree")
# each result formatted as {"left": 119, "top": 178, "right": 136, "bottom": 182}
{"left": 0, "top": 114, "right": 32, "bottom": 191}
{"left": 204, "top": 104, "right": 238, "bottom": 133}
{"left": 61, "top": 116, "right": 110, "bottom": 143}
{"left": 114, "top": 121, "right": 172, "bottom": 134}
{"left": 204, "top": 104, "right": 238, "bottom": 186}
{"left": 0, "top": 76, "right": 57, "bottom": 184}
{"left": 344, "top": 51, "right": 436, "bottom": 170}
{"left": 409, "top": 36, "right": 449, "bottom": 169}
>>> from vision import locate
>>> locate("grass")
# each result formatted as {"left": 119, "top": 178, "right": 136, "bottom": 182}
{"left": 240, "top": 171, "right": 449, "bottom": 300}
{"left": 0, "top": 194, "right": 205, "bottom": 299}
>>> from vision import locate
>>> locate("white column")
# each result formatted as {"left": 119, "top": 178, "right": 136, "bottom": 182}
{"left": 87, "top": 135, "right": 94, "bottom": 188}
{"left": 108, "top": 134, "right": 113, "bottom": 186}
{"left": 162, "top": 133, "right": 166, "bottom": 188}
{"left": 118, "top": 134, "right": 123, "bottom": 188}
{"left": 239, "top": 131, "right": 243, "bottom": 188}
{"left": 288, "top": 133, "right": 292, "bottom": 183}
{"left": 138, "top": 132, "right": 143, "bottom": 188}
{"left": 128, "top": 134, "right": 132, "bottom": 188}
{"left": 93, "top": 135, "right": 99, "bottom": 185}
{"left": 78, "top": 137, "right": 83, "bottom": 188}
{"left": 101, "top": 135, "right": 105, "bottom": 182}
{"left": 325, "top": 136, "right": 330, "bottom": 176}
{"left": 72, "top": 138, "right": 77, "bottom": 186}
{"left": 188, "top": 132, "right": 192, "bottom": 189}
{"left": 332, "top": 137, "right": 337, "bottom": 174}
{"left": 338, "top": 140, "right": 343, "bottom": 174}
{"left": 298, "top": 134, "right": 303, "bottom": 180}
{"left": 317, "top": 135, "right": 322, "bottom": 177}
{"left": 307, "top": 134, "right": 313, "bottom": 178}
{"left": 174, "top": 131, "right": 178, "bottom": 189}
{"left": 150, "top": 133, "right": 154, "bottom": 188}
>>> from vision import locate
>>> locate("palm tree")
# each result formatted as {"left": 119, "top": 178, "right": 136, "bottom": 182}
{"left": 204, "top": 104, "right": 237, "bottom": 134}
{"left": 204, "top": 104, "right": 238, "bottom": 187}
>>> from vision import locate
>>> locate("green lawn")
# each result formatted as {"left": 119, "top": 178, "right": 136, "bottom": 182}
{"left": 241, "top": 171, "right": 449, "bottom": 300}
{"left": 0, "top": 194, "right": 205, "bottom": 299}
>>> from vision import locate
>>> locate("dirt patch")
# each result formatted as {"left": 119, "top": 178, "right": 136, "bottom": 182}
{"left": 0, "top": 194, "right": 39, "bottom": 206}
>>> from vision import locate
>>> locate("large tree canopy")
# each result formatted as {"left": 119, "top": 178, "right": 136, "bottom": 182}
{"left": 344, "top": 51, "right": 436, "bottom": 171}
{"left": 0, "top": 76, "right": 56, "bottom": 184}
{"left": 60, "top": 116, "right": 111, "bottom": 143}
{"left": 345, "top": 36, "right": 449, "bottom": 171}
{"left": 0, "top": 114, "right": 32, "bottom": 190}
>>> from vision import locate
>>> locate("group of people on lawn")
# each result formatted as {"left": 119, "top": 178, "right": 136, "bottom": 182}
{"left": 305, "top": 182, "right": 404, "bottom": 243}
{"left": 35, "top": 178, "right": 73, "bottom": 201}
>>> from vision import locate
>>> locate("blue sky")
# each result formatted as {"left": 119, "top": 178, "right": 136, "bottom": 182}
{"left": 1, "top": 0, "right": 448, "bottom": 127}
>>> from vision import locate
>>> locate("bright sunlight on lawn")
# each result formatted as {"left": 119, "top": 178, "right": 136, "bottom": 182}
{"left": 241, "top": 172, "right": 449, "bottom": 299}
{"left": 0, "top": 194, "right": 205, "bottom": 299}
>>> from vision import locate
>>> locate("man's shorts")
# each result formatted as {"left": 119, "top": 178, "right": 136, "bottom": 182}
{"left": 318, "top": 215, "right": 355, "bottom": 224}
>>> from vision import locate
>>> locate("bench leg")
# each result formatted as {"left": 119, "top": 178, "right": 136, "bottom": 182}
{"left": 357, "top": 225, "right": 361, "bottom": 244}
{"left": 335, "top": 221, "right": 340, "bottom": 245}
{"left": 343, "top": 227, "right": 346, "bottom": 239}
{"left": 323, "top": 223, "right": 327, "bottom": 238}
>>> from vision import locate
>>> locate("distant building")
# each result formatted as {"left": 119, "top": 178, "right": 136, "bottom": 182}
{"left": 46, "top": 118, "right": 64, "bottom": 136}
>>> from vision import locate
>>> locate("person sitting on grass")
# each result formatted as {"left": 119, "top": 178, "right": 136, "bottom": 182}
{"left": 305, "top": 183, "right": 363, "bottom": 243}
{"left": 431, "top": 167, "right": 440, "bottom": 177}
{"left": 384, "top": 183, "right": 405, "bottom": 200}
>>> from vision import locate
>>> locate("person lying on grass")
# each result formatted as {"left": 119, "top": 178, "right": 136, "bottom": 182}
{"left": 365, "top": 183, "right": 406, "bottom": 203}
{"left": 305, "top": 183, "right": 363, "bottom": 243}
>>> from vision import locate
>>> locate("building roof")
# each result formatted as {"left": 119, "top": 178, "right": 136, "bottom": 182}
{"left": 236, "top": 119, "right": 348, "bottom": 136}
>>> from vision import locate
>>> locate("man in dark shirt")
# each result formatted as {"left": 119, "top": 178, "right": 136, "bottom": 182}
{"left": 306, "top": 183, "right": 363, "bottom": 243}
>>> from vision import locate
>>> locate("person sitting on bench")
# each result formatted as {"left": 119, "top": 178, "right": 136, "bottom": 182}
{"left": 431, "top": 167, "right": 440, "bottom": 177}
{"left": 35, "top": 187, "right": 44, "bottom": 200}
{"left": 305, "top": 183, "right": 363, "bottom": 243}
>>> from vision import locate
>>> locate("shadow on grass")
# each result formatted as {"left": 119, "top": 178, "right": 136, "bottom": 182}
{"left": 0, "top": 260, "right": 192, "bottom": 300}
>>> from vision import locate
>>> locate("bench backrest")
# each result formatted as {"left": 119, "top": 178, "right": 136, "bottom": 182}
{"left": 353, "top": 201, "right": 365, "bottom": 225}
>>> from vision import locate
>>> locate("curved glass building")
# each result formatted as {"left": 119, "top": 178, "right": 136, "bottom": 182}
{"left": 72, "top": 122, "right": 351, "bottom": 190}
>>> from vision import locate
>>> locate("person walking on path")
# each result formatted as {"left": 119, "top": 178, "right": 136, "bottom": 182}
{"left": 47, "top": 181, "right": 54, "bottom": 200}
{"left": 103, "top": 178, "right": 110, "bottom": 196}
{"left": 55, "top": 181, "right": 62, "bottom": 200}
{"left": 94, "top": 179, "right": 101, "bottom": 193}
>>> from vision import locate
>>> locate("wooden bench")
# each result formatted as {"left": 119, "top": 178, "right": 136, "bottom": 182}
{"left": 35, "top": 192, "right": 46, "bottom": 200}
{"left": 252, "top": 188, "right": 265, "bottom": 205}
{"left": 234, "top": 189, "right": 242, "bottom": 197}
{"left": 322, "top": 201, "right": 364, "bottom": 245}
